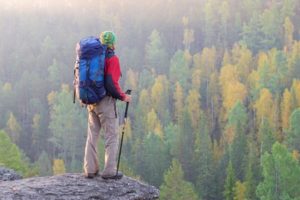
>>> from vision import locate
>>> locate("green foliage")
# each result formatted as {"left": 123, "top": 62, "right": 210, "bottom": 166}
{"left": 287, "top": 108, "right": 300, "bottom": 152}
{"left": 140, "top": 133, "right": 170, "bottom": 187}
{"left": 169, "top": 50, "right": 189, "bottom": 90}
{"left": 160, "top": 159, "right": 199, "bottom": 200}
{"left": 224, "top": 161, "right": 236, "bottom": 200}
{"left": 0, "top": 130, "right": 27, "bottom": 174}
{"left": 230, "top": 121, "right": 248, "bottom": 181}
{"left": 195, "top": 116, "right": 215, "bottom": 199}
{"left": 256, "top": 142, "right": 300, "bottom": 200}
{"left": 36, "top": 151, "right": 52, "bottom": 176}
{"left": 48, "top": 85, "right": 87, "bottom": 172}
{"left": 258, "top": 119, "right": 276, "bottom": 154}
{"left": 227, "top": 101, "right": 248, "bottom": 132}
{"left": 145, "top": 29, "right": 169, "bottom": 74}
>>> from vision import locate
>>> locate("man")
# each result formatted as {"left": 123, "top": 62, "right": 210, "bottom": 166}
{"left": 84, "top": 31, "right": 131, "bottom": 179}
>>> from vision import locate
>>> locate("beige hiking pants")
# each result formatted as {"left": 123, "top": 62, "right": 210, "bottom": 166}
{"left": 84, "top": 96, "right": 119, "bottom": 176}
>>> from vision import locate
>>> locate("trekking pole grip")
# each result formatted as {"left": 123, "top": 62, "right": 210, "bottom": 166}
{"left": 124, "top": 89, "right": 132, "bottom": 119}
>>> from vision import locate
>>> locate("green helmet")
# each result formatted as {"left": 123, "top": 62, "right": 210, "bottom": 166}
{"left": 100, "top": 31, "right": 116, "bottom": 48}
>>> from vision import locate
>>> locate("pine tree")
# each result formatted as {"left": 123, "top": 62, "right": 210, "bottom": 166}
{"left": 258, "top": 119, "right": 276, "bottom": 155}
{"left": 256, "top": 142, "right": 300, "bottom": 199}
{"left": 195, "top": 116, "right": 215, "bottom": 199}
{"left": 224, "top": 161, "right": 236, "bottom": 200}
{"left": 142, "top": 133, "right": 169, "bottom": 187}
{"left": 244, "top": 135, "right": 260, "bottom": 200}
{"left": 36, "top": 151, "right": 52, "bottom": 176}
{"left": 169, "top": 50, "right": 189, "bottom": 90}
{"left": 287, "top": 108, "right": 300, "bottom": 152}
{"left": 48, "top": 84, "right": 87, "bottom": 171}
{"left": 160, "top": 159, "right": 199, "bottom": 200}
{"left": 176, "top": 109, "right": 195, "bottom": 182}
{"left": 145, "top": 29, "right": 169, "bottom": 74}
{"left": 225, "top": 101, "right": 248, "bottom": 144}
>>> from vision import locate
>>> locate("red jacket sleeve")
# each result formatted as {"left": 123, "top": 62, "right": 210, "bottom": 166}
{"left": 104, "top": 55, "right": 126, "bottom": 101}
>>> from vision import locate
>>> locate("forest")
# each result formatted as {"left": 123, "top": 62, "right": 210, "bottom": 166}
{"left": 1, "top": 0, "right": 300, "bottom": 199}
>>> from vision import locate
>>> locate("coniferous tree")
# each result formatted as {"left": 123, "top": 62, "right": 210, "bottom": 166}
{"left": 145, "top": 29, "right": 169, "bottom": 75}
{"left": 36, "top": 151, "right": 52, "bottom": 176}
{"left": 287, "top": 108, "right": 300, "bottom": 153}
{"left": 48, "top": 85, "right": 86, "bottom": 171}
{"left": 160, "top": 159, "right": 199, "bottom": 200}
{"left": 195, "top": 116, "right": 215, "bottom": 199}
{"left": 256, "top": 142, "right": 300, "bottom": 200}
{"left": 142, "top": 133, "right": 170, "bottom": 187}
{"left": 224, "top": 161, "right": 236, "bottom": 200}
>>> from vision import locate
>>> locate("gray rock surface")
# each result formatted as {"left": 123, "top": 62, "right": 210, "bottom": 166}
{"left": 0, "top": 167, "right": 22, "bottom": 181}
{"left": 0, "top": 173, "right": 159, "bottom": 200}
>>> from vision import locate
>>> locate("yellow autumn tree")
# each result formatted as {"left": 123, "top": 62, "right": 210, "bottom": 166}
{"left": 291, "top": 79, "right": 300, "bottom": 109}
{"left": 283, "top": 17, "right": 294, "bottom": 51}
{"left": 146, "top": 108, "right": 163, "bottom": 138}
{"left": 254, "top": 88, "right": 274, "bottom": 126}
{"left": 219, "top": 64, "right": 239, "bottom": 88}
{"left": 199, "top": 47, "right": 216, "bottom": 78}
{"left": 223, "top": 82, "right": 247, "bottom": 114}
{"left": 173, "top": 82, "right": 184, "bottom": 124}
{"left": 257, "top": 52, "right": 269, "bottom": 72}
{"left": 222, "top": 49, "right": 231, "bottom": 66}
{"left": 287, "top": 41, "right": 300, "bottom": 80}
{"left": 281, "top": 89, "right": 292, "bottom": 131}
{"left": 234, "top": 181, "right": 246, "bottom": 200}
{"left": 219, "top": 64, "right": 247, "bottom": 119}
{"left": 6, "top": 112, "right": 21, "bottom": 145}
{"left": 151, "top": 75, "right": 170, "bottom": 124}
{"left": 191, "top": 68, "right": 201, "bottom": 91}
{"left": 231, "top": 44, "right": 253, "bottom": 82}
{"left": 186, "top": 89, "right": 201, "bottom": 131}
{"left": 52, "top": 159, "right": 66, "bottom": 175}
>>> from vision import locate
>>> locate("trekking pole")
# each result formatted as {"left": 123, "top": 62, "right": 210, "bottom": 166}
{"left": 73, "top": 87, "right": 76, "bottom": 104}
{"left": 73, "top": 67, "right": 76, "bottom": 104}
{"left": 116, "top": 89, "right": 132, "bottom": 175}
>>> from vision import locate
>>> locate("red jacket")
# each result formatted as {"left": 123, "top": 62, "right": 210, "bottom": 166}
{"left": 104, "top": 54, "right": 126, "bottom": 101}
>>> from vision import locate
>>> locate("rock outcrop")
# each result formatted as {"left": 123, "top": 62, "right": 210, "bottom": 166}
{"left": 0, "top": 167, "right": 22, "bottom": 181}
{"left": 0, "top": 173, "right": 159, "bottom": 200}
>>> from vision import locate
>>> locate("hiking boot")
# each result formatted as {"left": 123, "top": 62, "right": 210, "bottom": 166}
{"left": 101, "top": 171, "right": 123, "bottom": 180}
{"left": 84, "top": 170, "right": 99, "bottom": 179}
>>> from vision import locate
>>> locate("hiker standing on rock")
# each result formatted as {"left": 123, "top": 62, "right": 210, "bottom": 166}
{"left": 83, "top": 31, "right": 131, "bottom": 179}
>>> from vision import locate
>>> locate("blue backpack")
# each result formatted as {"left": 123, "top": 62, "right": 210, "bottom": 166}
{"left": 74, "top": 36, "right": 107, "bottom": 104}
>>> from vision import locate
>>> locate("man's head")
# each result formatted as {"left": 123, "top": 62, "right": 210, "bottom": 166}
{"left": 100, "top": 31, "right": 116, "bottom": 49}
